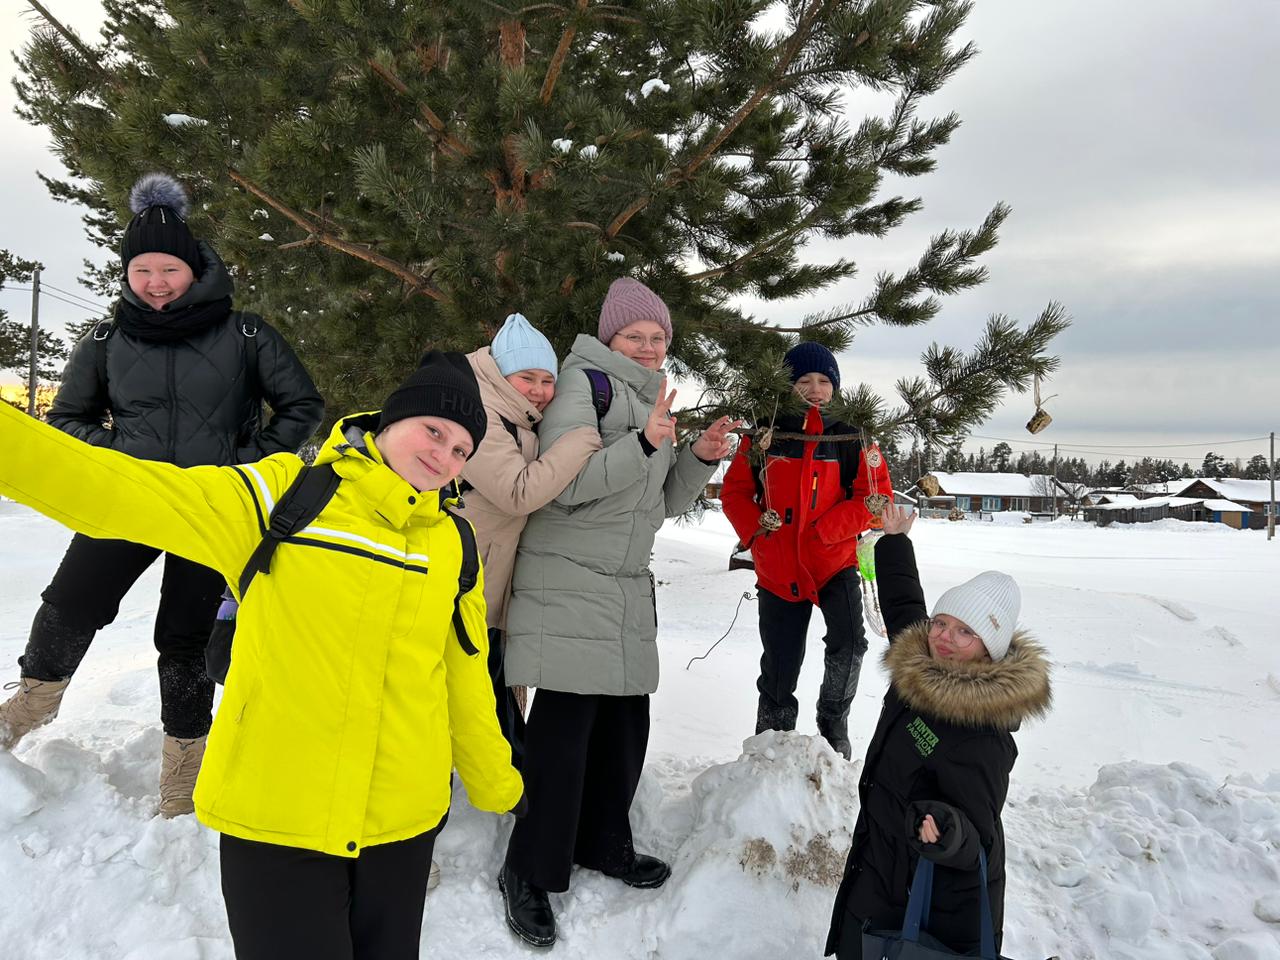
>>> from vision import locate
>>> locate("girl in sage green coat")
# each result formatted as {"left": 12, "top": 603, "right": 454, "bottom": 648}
{"left": 498, "top": 278, "right": 738, "bottom": 950}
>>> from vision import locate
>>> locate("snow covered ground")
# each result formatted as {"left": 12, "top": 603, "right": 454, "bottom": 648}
{"left": 1, "top": 500, "right": 1278, "bottom": 959}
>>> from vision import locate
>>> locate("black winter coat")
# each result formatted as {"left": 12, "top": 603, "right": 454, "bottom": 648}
{"left": 48, "top": 244, "right": 323, "bottom": 467}
{"left": 825, "top": 534, "right": 1052, "bottom": 957}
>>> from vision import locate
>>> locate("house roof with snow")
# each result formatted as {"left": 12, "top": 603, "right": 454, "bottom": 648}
{"left": 1171, "top": 478, "right": 1276, "bottom": 504}
{"left": 916, "top": 472, "right": 1066, "bottom": 498}
{"left": 1092, "top": 493, "right": 1141, "bottom": 505}
{"left": 1092, "top": 496, "right": 1203, "bottom": 511}
{"left": 1200, "top": 499, "right": 1251, "bottom": 513}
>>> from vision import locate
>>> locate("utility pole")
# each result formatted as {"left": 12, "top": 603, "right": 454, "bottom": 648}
{"left": 27, "top": 266, "right": 41, "bottom": 417}
{"left": 1269, "top": 431, "right": 1275, "bottom": 542}
{"left": 1052, "top": 442, "right": 1059, "bottom": 520}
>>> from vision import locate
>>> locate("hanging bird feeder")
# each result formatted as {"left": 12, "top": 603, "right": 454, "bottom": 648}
{"left": 1026, "top": 374, "right": 1058, "bottom": 435}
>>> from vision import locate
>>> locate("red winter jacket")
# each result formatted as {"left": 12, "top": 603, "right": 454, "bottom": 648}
{"left": 721, "top": 406, "right": 891, "bottom": 604}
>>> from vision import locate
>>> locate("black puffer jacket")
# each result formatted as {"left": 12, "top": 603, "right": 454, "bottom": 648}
{"left": 48, "top": 244, "right": 323, "bottom": 467}
{"left": 825, "top": 534, "right": 1052, "bottom": 957}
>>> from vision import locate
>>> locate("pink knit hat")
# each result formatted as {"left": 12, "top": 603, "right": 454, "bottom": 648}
{"left": 597, "top": 277, "right": 673, "bottom": 344}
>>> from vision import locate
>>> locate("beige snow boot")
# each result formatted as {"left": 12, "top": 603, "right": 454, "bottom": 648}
{"left": 0, "top": 677, "right": 72, "bottom": 750}
{"left": 159, "top": 735, "right": 207, "bottom": 818}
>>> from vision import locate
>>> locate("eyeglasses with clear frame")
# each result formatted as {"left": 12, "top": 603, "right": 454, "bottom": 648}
{"left": 617, "top": 333, "right": 668, "bottom": 349}
{"left": 926, "top": 616, "right": 983, "bottom": 648}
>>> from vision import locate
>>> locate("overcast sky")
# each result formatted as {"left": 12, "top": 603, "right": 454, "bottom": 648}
{"left": 1, "top": 0, "right": 1276, "bottom": 466}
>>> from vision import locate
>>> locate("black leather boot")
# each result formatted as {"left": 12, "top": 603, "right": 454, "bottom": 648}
{"left": 816, "top": 708, "right": 852, "bottom": 760}
{"left": 603, "top": 853, "right": 672, "bottom": 890}
{"left": 499, "top": 860, "right": 557, "bottom": 948}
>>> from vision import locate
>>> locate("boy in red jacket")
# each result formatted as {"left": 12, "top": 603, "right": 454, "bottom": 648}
{"left": 721, "top": 342, "right": 891, "bottom": 758}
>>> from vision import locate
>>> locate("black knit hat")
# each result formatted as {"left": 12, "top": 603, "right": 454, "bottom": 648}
{"left": 783, "top": 341, "right": 841, "bottom": 390}
{"left": 120, "top": 173, "right": 203, "bottom": 275}
{"left": 378, "top": 350, "right": 488, "bottom": 456}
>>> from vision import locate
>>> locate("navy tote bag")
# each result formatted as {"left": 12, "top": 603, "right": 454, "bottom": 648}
{"left": 861, "top": 850, "right": 1007, "bottom": 960}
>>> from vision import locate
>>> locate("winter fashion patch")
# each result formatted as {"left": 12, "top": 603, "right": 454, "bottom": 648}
{"left": 379, "top": 350, "right": 488, "bottom": 454}
{"left": 120, "top": 173, "right": 202, "bottom": 274}
{"left": 491, "top": 313, "right": 559, "bottom": 378}
{"left": 597, "top": 277, "right": 673, "bottom": 344}
{"left": 783, "top": 341, "right": 841, "bottom": 390}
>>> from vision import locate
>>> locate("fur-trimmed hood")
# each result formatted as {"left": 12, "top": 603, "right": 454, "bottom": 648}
{"left": 884, "top": 621, "right": 1052, "bottom": 730}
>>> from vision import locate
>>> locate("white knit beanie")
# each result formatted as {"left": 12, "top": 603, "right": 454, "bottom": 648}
{"left": 492, "top": 313, "right": 559, "bottom": 378}
{"left": 931, "top": 571, "right": 1021, "bottom": 661}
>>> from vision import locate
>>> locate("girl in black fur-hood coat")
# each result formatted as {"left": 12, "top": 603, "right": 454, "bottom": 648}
{"left": 826, "top": 504, "right": 1052, "bottom": 959}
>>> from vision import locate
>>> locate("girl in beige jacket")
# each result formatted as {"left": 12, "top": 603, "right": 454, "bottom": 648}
{"left": 460, "top": 314, "right": 601, "bottom": 756}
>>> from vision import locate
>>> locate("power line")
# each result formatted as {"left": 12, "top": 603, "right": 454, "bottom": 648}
{"left": 969, "top": 433, "right": 1269, "bottom": 450}
{"left": 39, "top": 280, "right": 108, "bottom": 310}
{"left": 5, "top": 286, "right": 104, "bottom": 320}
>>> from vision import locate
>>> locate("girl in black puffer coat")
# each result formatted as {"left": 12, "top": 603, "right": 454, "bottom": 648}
{"left": 0, "top": 174, "right": 323, "bottom": 817}
{"left": 826, "top": 504, "right": 1052, "bottom": 958}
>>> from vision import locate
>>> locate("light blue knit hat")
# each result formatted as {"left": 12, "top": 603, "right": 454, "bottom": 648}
{"left": 492, "top": 313, "right": 559, "bottom": 378}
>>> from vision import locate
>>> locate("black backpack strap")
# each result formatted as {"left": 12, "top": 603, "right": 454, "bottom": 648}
{"left": 237, "top": 464, "right": 342, "bottom": 597}
{"left": 499, "top": 415, "right": 520, "bottom": 445}
{"left": 582, "top": 369, "right": 613, "bottom": 427}
{"left": 241, "top": 314, "right": 262, "bottom": 413}
{"left": 92, "top": 320, "right": 114, "bottom": 398}
{"left": 445, "top": 509, "right": 481, "bottom": 656}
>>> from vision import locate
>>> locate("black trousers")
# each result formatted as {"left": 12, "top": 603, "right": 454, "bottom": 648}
{"left": 19, "top": 533, "right": 224, "bottom": 739}
{"left": 505, "top": 690, "right": 650, "bottom": 892}
{"left": 220, "top": 825, "right": 442, "bottom": 960}
{"left": 488, "top": 628, "right": 527, "bottom": 770}
{"left": 756, "top": 567, "right": 868, "bottom": 734}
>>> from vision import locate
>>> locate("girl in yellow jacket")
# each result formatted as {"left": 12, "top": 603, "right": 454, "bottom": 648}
{"left": 0, "top": 350, "right": 524, "bottom": 960}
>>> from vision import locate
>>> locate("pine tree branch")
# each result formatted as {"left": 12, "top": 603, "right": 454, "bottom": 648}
{"left": 767, "top": 306, "right": 876, "bottom": 333}
{"left": 540, "top": 0, "right": 588, "bottom": 105}
{"left": 600, "top": 0, "right": 834, "bottom": 240}
{"left": 227, "top": 169, "right": 448, "bottom": 301}
{"left": 684, "top": 204, "right": 825, "bottom": 282}
{"left": 25, "top": 1, "right": 108, "bottom": 82}
{"left": 367, "top": 59, "right": 471, "bottom": 158}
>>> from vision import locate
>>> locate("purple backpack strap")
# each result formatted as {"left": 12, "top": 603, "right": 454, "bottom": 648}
{"left": 583, "top": 368, "right": 613, "bottom": 426}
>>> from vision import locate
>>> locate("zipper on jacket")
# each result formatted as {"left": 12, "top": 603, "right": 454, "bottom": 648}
{"left": 810, "top": 471, "right": 819, "bottom": 509}
{"left": 649, "top": 571, "right": 658, "bottom": 627}
{"left": 167, "top": 349, "right": 178, "bottom": 461}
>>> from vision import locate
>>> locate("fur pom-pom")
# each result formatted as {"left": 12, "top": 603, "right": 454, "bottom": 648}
{"left": 129, "top": 173, "right": 190, "bottom": 217}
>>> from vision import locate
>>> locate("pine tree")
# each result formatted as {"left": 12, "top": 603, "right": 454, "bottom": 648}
{"left": 16, "top": 0, "right": 1067, "bottom": 444}
{"left": 0, "top": 250, "right": 68, "bottom": 382}
{"left": 1201, "top": 452, "right": 1229, "bottom": 480}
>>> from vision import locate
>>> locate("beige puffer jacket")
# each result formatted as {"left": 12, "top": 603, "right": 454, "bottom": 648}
{"left": 459, "top": 347, "right": 601, "bottom": 630}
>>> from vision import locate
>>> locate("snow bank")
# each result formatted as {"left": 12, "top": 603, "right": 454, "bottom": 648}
{"left": 1004, "top": 763, "right": 1280, "bottom": 959}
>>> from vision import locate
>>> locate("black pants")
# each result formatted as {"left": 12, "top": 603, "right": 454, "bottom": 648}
{"left": 756, "top": 567, "right": 868, "bottom": 737}
{"left": 220, "top": 825, "right": 442, "bottom": 960}
{"left": 505, "top": 690, "right": 649, "bottom": 892}
{"left": 19, "top": 533, "right": 224, "bottom": 739}
{"left": 488, "top": 628, "right": 527, "bottom": 770}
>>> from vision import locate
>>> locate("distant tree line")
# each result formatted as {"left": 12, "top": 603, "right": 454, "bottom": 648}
{"left": 876, "top": 437, "right": 1276, "bottom": 489}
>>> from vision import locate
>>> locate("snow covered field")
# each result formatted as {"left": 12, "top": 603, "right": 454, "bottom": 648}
{"left": 1, "top": 500, "right": 1277, "bottom": 959}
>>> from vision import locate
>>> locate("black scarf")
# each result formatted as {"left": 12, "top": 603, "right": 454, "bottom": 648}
{"left": 114, "top": 294, "right": 233, "bottom": 343}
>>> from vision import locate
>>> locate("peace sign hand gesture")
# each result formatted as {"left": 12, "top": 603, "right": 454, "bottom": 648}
{"left": 691, "top": 416, "right": 745, "bottom": 462}
{"left": 643, "top": 378, "right": 679, "bottom": 449}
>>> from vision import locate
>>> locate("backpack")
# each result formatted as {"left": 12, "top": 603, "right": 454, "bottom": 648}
{"left": 206, "top": 463, "right": 482, "bottom": 684}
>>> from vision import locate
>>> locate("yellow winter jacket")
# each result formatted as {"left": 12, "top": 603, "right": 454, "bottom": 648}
{"left": 0, "top": 403, "right": 523, "bottom": 857}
